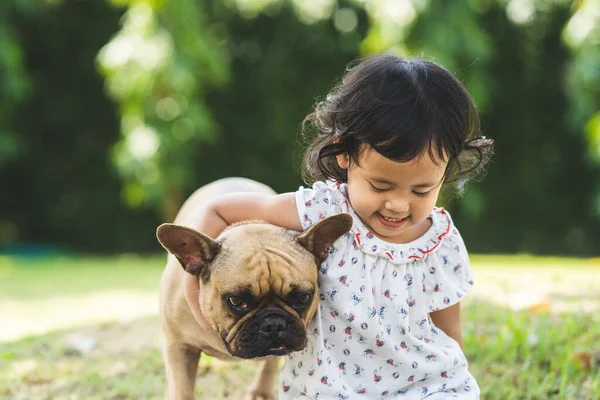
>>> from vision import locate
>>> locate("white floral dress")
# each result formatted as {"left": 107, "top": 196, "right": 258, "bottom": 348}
{"left": 278, "top": 181, "right": 480, "bottom": 399}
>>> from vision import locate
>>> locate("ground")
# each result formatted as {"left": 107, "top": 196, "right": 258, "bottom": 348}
{"left": 0, "top": 255, "right": 599, "bottom": 399}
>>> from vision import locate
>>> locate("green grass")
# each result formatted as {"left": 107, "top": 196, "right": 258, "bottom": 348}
{"left": 0, "top": 317, "right": 260, "bottom": 400}
{"left": 463, "top": 303, "right": 599, "bottom": 399}
{"left": 0, "top": 254, "right": 165, "bottom": 299}
{"left": 0, "top": 254, "right": 599, "bottom": 399}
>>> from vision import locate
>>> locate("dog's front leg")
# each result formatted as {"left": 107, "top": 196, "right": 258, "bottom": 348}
{"left": 164, "top": 342, "right": 201, "bottom": 400}
{"left": 246, "top": 357, "right": 280, "bottom": 400}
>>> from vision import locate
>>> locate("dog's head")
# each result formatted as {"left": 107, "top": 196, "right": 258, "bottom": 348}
{"left": 156, "top": 213, "right": 352, "bottom": 359}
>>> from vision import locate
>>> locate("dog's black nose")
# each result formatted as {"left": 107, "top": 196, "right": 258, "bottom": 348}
{"left": 259, "top": 315, "right": 288, "bottom": 335}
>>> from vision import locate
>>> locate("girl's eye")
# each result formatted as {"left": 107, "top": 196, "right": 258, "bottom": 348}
{"left": 369, "top": 183, "right": 389, "bottom": 193}
{"left": 413, "top": 191, "right": 430, "bottom": 198}
{"left": 228, "top": 297, "right": 248, "bottom": 310}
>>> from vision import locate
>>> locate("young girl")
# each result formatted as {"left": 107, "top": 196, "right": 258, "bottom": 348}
{"left": 186, "top": 53, "right": 493, "bottom": 399}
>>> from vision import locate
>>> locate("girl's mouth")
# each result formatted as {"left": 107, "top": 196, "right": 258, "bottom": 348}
{"left": 377, "top": 213, "right": 408, "bottom": 229}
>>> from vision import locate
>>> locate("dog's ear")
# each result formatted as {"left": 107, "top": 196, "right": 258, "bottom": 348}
{"left": 156, "top": 224, "right": 221, "bottom": 278}
{"left": 297, "top": 213, "right": 353, "bottom": 264}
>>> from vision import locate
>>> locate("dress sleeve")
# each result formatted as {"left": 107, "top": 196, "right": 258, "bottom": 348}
{"left": 422, "top": 221, "right": 475, "bottom": 312}
{"left": 295, "top": 181, "right": 347, "bottom": 230}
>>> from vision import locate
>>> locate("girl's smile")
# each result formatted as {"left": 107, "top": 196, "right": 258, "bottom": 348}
{"left": 377, "top": 213, "right": 409, "bottom": 229}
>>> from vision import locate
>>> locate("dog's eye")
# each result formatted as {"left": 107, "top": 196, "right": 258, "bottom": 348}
{"left": 228, "top": 296, "right": 248, "bottom": 310}
{"left": 296, "top": 293, "right": 312, "bottom": 306}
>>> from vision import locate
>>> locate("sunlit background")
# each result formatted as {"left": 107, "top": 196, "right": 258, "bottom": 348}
{"left": 0, "top": 1, "right": 599, "bottom": 399}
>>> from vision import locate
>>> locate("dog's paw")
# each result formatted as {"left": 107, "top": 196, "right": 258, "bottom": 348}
{"left": 245, "top": 389, "right": 275, "bottom": 400}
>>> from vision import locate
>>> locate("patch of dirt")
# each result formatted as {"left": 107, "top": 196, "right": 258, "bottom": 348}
{"left": 0, "top": 317, "right": 168, "bottom": 400}
{"left": 60, "top": 316, "right": 163, "bottom": 356}
{"left": 0, "top": 290, "right": 159, "bottom": 343}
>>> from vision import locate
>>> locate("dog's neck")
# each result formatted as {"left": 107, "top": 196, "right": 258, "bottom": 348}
{"left": 184, "top": 275, "right": 214, "bottom": 331}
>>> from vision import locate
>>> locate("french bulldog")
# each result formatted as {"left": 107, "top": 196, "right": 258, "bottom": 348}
{"left": 156, "top": 178, "right": 352, "bottom": 399}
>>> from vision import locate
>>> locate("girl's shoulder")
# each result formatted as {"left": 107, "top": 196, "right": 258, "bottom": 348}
{"left": 296, "top": 180, "right": 350, "bottom": 229}
{"left": 420, "top": 207, "right": 469, "bottom": 262}
{"left": 420, "top": 209, "right": 474, "bottom": 312}
{"left": 297, "top": 180, "right": 348, "bottom": 201}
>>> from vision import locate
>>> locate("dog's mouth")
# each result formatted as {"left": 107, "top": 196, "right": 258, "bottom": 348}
{"left": 222, "top": 320, "right": 308, "bottom": 359}
{"left": 221, "top": 303, "right": 310, "bottom": 359}
{"left": 224, "top": 335, "right": 307, "bottom": 359}
{"left": 248, "top": 339, "right": 305, "bottom": 358}
{"left": 266, "top": 345, "right": 291, "bottom": 356}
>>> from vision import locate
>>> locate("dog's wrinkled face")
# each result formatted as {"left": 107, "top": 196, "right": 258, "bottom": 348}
{"left": 157, "top": 214, "right": 352, "bottom": 359}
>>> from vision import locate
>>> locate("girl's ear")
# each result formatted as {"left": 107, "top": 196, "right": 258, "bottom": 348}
{"left": 336, "top": 153, "right": 350, "bottom": 169}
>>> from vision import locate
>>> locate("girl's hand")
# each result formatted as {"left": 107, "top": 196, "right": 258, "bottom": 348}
{"left": 196, "top": 192, "right": 303, "bottom": 234}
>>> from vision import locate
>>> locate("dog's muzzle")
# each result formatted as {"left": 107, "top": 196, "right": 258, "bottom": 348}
{"left": 222, "top": 300, "right": 309, "bottom": 358}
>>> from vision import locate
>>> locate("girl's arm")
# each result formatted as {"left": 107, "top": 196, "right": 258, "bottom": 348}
{"left": 429, "top": 303, "right": 463, "bottom": 347}
{"left": 190, "top": 191, "right": 302, "bottom": 237}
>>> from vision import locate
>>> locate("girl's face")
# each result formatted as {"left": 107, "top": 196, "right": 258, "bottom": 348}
{"left": 337, "top": 146, "right": 447, "bottom": 244}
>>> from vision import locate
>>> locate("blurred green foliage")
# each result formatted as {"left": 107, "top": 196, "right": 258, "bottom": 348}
{"left": 0, "top": 0, "right": 598, "bottom": 254}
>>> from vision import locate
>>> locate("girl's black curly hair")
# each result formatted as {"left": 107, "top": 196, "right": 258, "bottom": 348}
{"left": 302, "top": 53, "right": 494, "bottom": 195}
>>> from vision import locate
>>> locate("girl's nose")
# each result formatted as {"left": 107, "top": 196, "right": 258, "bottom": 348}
{"left": 384, "top": 199, "right": 409, "bottom": 213}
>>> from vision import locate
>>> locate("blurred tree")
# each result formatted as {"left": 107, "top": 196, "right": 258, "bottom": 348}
{"left": 98, "top": 0, "right": 229, "bottom": 221}
{"left": 0, "top": 0, "right": 32, "bottom": 167}
{"left": 0, "top": 0, "right": 598, "bottom": 254}
{"left": 198, "top": 2, "right": 367, "bottom": 191}
{"left": 563, "top": 0, "right": 600, "bottom": 218}
{"left": 0, "top": 0, "right": 160, "bottom": 252}
{"left": 98, "top": 0, "right": 599, "bottom": 254}
{"left": 446, "top": 2, "right": 599, "bottom": 254}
